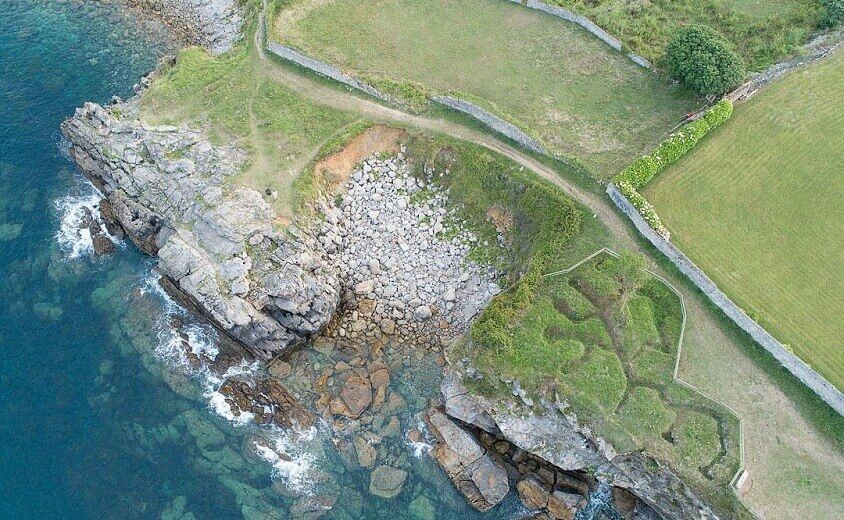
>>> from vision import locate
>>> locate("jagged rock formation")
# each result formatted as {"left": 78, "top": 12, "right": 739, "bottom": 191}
{"left": 128, "top": 0, "right": 244, "bottom": 54}
{"left": 61, "top": 100, "right": 341, "bottom": 360}
{"left": 424, "top": 408, "right": 510, "bottom": 512}
{"left": 439, "top": 369, "right": 720, "bottom": 520}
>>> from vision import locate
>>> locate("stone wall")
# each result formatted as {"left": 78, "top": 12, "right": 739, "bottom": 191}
{"left": 607, "top": 183, "right": 844, "bottom": 416}
{"left": 505, "top": 0, "right": 651, "bottom": 69}
{"left": 266, "top": 42, "right": 393, "bottom": 103}
{"left": 264, "top": 42, "right": 549, "bottom": 156}
{"left": 430, "top": 96, "right": 548, "bottom": 155}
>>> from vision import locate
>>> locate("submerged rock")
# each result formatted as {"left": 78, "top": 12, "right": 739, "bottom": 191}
{"left": 368, "top": 465, "right": 408, "bottom": 499}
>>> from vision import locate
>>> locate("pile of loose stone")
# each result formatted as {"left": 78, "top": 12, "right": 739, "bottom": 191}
{"left": 319, "top": 150, "right": 500, "bottom": 343}
{"left": 262, "top": 151, "right": 502, "bottom": 503}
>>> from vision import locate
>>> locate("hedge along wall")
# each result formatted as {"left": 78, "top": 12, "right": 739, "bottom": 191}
{"left": 607, "top": 184, "right": 844, "bottom": 416}
{"left": 505, "top": 0, "right": 651, "bottom": 68}
{"left": 610, "top": 99, "right": 734, "bottom": 240}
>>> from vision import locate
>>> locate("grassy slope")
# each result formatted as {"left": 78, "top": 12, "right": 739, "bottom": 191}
{"left": 551, "top": 0, "right": 824, "bottom": 70}
{"left": 141, "top": 39, "right": 360, "bottom": 219}
{"left": 273, "top": 0, "right": 697, "bottom": 178}
{"left": 644, "top": 50, "right": 844, "bottom": 390}
{"left": 406, "top": 135, "right": 748, "bottom": 516}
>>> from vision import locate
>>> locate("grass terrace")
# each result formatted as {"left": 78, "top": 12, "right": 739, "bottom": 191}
{"left": 271, "top": 0, "right": 698, "bottom": 178}
{"left": 141, "top": 24, "right": 362, "bottom": 220}
{"left": 550, "top": 0, "right": 826, "bottom": 70}
{"left": 644, "top": 49, "right": 844, "bottom": 390}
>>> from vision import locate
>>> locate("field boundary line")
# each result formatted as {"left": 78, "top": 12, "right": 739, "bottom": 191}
{"left": 504, "top": 0, "right": 651, "bottom": 68}
{"left": 545, "top": 247, "right": 758, "bottom": 516}
{"left": 607, "top": 183, "right": 844, "bottom": 417}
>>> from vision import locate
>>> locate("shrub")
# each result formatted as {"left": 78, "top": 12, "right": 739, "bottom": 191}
{"left": 617, "top": 181, "right": 670, "bottom": 240}
{"left": 665, "top": 25, "right": 745, "bottom": 95}
{"left": 820, "top": 0, "right": 844, "bottom": 28}
{"left": 613, "top": 100, "right": 733, "bottom": 189}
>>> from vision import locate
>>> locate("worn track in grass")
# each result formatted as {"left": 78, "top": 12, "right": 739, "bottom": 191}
{"left": 253, "top": 5, "right": 844, "bottom": 518}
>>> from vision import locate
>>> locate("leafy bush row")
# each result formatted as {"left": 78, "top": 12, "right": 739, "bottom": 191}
{"left": 616, "top": 181, "right": 670, "bottom": 240}
{"left": 614, "top": 99, "right": 733, "bottom": 189}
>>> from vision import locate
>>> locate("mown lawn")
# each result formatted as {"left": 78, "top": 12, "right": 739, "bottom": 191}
{"left": 644, "top": 50, "right": 844, "bottom": 390}
{"left": 550, "top": 0, "right": 824, "bottom": 71}
{"left": 272, "top": 0, "right": 697, "bottom": 178}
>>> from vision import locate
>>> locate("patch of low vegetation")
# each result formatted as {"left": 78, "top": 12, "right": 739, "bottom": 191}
{"left": 141, "top": 25, "right": 359, "bottom": 218}
{"left": 550, "top": 0, "right": 827, "bottom": 71}
{"left": 644, "top": 49, "right": 844, "bottom": 390}
{"left": 272, "top": 0, "right": 698, "bottom": 178}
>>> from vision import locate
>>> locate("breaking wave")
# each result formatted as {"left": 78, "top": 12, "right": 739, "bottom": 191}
{"left": 54, "top": 190, "right": 105, "bottom": 259}
{"left": 141, "top": 271, "right": 322, "bottom": 494}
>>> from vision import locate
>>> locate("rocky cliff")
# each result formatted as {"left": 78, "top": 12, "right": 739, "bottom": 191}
{"left": 62, "top": 99, "right": 341, "bottom": 360}
{"left": 435, "top": 368, "right": 720, "bottom": 519}
{"left": 127, "top": 0, "right": 244, "bottom": 54}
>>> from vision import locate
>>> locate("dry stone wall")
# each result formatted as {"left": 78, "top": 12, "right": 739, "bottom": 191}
{"left": 608, "top": 183, "right": 844, "bottom": 416}
{"left": 266, "top": 42, "right": 393, "bottom": 103}
{"left": 431, "top": 96, "right": 548, "bottom": 155}
{"left": 505, "top": 0, "right": 651, "bottom": 68}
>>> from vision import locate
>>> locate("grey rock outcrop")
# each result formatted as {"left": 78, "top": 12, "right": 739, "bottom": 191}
{"left": 425, "top": 408, "right": 510, "bottom": 512}
{"left": 129, "top": 0, "right": 244, "bottom": 54}
{"left": 440, "top": 369, "right": 719, "bottom": 520}
{"left": 61, "top": 100, "right": 340, "bottom": 359}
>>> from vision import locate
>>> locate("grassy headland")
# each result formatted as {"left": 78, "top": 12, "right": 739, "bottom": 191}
{"left": 271, "top": 0, "right": 698, "bottom": 178}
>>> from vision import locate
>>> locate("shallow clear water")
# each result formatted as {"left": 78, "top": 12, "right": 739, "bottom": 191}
{"left": 0, "top": 2, "right": 531, "bottom": 518}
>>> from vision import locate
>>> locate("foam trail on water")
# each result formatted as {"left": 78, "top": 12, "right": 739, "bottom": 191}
{"left": 54, "top": 190, "right": 104, "bottom": 259}
{"left": 140, "top": 271, "right": 322, "bottom": 494}
{"left": 255, "top": 424, "right": 321, "bottom": 495}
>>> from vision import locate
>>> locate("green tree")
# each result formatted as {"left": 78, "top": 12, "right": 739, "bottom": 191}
{"left": 665, "top": 25, "right": 745, "bottom": 96}
{"left": 820, "top": 0, "right": 844, "bottom": 28}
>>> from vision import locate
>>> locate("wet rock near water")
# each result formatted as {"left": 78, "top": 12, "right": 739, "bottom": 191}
{"left": 218, "top": 377, "right": 315, "bottom": 428}
{"left": 126, "top": 0, "right": 243, "bottom": 54}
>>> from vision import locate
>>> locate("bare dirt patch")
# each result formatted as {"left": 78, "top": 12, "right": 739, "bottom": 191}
{"left": 312, "top": 124, "right": 407, "bottom": 190}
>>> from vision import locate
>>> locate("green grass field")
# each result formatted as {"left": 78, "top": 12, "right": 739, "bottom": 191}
{"left": 141, "top": 32, "right": 361, "bottom": 219}
{"left": 272, "top": 0, "right": 698, "bottom": 178}
{"left": 644, "top": 50, "right": 844, "bottom": 390}
{"left": 550, "top": 0, "right": 824, "bottom": 71}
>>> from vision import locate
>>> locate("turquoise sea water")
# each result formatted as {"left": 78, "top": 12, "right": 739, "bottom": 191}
{"left": 0, "top": 2, "right": 532, "bottom": 519}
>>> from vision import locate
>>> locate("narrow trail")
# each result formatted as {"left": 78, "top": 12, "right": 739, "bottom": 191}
{"left": 253, "top": 4, "right": 636, "bottom": 249}
{"left": 249, "top": 5, "right": 844, "bottom": 519}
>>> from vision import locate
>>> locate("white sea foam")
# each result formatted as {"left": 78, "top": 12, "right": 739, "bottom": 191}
{"left": 255, "top": 424, "right": 320, "bottom": 495}
{"left": 54, "top": 191, "right": 104, "bottom": 259}
{"left": 406, "top": 417, "right": 433, "bottom": 457}
{"left": 141, "top": 269, "right": 323, "bottom": 494}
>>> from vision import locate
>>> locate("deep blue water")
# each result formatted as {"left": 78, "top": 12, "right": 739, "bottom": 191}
{"left": 0, "top": 2, "right": 532, "bottom": 519}
{"left": 0, "top": 2, "right": 250, "bottom": 518}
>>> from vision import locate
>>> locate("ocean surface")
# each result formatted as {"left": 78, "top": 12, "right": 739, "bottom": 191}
{"left": 0, "top": 2, "right": 534, "bottom": 518}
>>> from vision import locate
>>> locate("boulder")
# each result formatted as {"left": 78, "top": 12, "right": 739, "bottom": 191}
{"left": 340, "top": 374, "right": 373, "bottom": 418}
{"left": 369, "top": 465, "right": 408, "bottom": 499}
{"left": 425, "top": 408, "right": 509, "bottom": 512}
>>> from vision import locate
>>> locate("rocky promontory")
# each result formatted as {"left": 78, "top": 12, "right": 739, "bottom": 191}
{"left": 62, "top": 100, "right": 341, "bottom": 360}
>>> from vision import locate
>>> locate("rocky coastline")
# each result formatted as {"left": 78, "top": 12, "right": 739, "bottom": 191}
{"left": 59, "top": 2, "right": 727, "bottom": 518}
{"left": 125, "top": 0, "right": 244, "bottom": 54}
